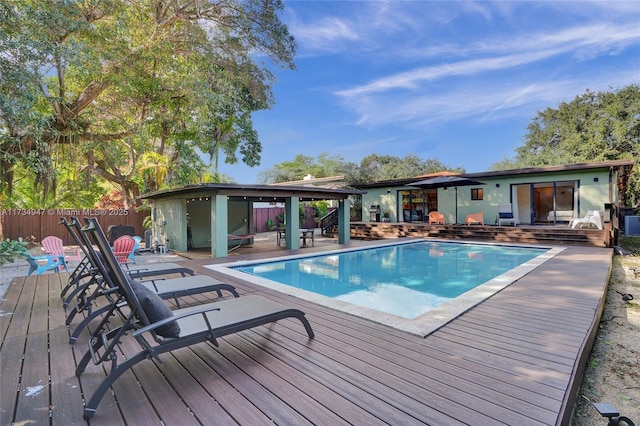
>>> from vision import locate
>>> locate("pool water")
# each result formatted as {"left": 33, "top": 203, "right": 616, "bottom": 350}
{"left": 233, "top": 241, "right": 545, "bottom": 320}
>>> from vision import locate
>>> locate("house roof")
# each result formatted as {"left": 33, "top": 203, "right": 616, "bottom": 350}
{"left": 353, "top": 160, "right": 636, "bottom": 189}
{"left": 139, "top": 183, "right": 365, "bottom": 202}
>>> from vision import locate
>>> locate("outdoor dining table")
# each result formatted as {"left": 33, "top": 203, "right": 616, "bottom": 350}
{"left": 276, "top": 228, "right": 315, "bottom": 248}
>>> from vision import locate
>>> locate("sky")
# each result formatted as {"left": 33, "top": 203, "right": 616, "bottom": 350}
{"left": 218, "top": 0, "right": 640, "bottom": 184}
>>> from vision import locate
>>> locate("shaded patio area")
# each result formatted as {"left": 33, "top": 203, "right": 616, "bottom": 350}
{"left": 0, "top": 242, "right": 611, "bottom": 425}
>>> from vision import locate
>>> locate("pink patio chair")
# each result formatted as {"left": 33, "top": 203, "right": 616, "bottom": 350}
{"left": 40, "top": 236, "right": 70, "bottom": 272}
{"left": 112, "top": 235, "right": 136, "bottom": 264}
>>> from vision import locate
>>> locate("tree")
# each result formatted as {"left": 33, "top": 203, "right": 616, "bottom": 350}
{"left": 258, "top": 152, "right": 463, "bottom": 184}
{"left": 491, "top": 85, "right": 640, "bottom": 206}
{"left": 0, "top": 0, "right": 295, "bottom": 208}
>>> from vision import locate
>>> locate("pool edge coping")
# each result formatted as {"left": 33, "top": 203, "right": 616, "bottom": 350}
{"left": 206, "top": 239, "right": 565, "bottom": 337}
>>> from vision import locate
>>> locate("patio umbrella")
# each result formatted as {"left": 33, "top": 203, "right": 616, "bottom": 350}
{"left": 410, "top": 175, "right": 485, "bottom": 224}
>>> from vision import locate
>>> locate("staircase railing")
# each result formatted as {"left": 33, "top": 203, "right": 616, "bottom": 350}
{"left": 319, "top": 209, "right": 339, "bottom": 235}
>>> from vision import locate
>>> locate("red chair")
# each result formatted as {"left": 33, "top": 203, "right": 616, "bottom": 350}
{"left": 40, "top": 236, "right": 70, "bottom": 272}
{"left": 112, "top": 235, "right": 135, "bottom": 264}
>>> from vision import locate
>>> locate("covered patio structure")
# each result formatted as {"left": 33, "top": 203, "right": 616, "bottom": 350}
{"left": 140, "top": 183, "right": 364, "bottom": 258}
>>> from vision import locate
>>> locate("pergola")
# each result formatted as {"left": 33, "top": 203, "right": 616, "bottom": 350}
{"left": 140, "top": 183, "right": 365, "bottom": 258}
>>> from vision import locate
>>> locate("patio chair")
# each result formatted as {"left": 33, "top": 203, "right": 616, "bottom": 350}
{"left": 112, "top": 235, "right": 135, "bottom": 264}
{"left": 128, "top": 236, "right": 142, "bottom": 263}
{"left": 569, "top": 210, "right": 603, "bottom": 230}
{"left": 23, "top": 250, "right": 62, "bottom": 276}
{"left": 464, "top": 211, "right": 484, "bottom": 225}
{"left": 40, "top": 236, "right": 70, "bottom": 272}
{"left": 63, "top": 218, "right": 239, "bottom": 343}
{"left": 76, "top": 217, "right": 315, "bottom": 419}
{"left": 496, "top": 203, "right": 516, "bottom": 226}
{"left": 428, "top": 211, "right": 445, "bottom": 225}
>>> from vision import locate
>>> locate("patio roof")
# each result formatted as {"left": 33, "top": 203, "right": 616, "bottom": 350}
{"left": 139, "top": 183, "right": 365, "bottom": 202}
{"left": 353, "top": 159, "right": 636, "bottom": 189}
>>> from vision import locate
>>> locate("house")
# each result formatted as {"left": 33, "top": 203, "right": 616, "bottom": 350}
{"left": 354, "top": 160, "right": 635, "bottom": 226}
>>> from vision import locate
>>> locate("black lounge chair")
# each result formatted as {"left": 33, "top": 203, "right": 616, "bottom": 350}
{"left": 59, "top": 217, "right": 195, "bottom": 307}
{"left": 63, "top": 217, "right": 239, "bottom": 343}
{"left": 77, "top": 218, "right": 315, "bottom": 419}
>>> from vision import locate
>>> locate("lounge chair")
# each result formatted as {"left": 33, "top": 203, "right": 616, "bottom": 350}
{"left": 496, "top": 203, "right": 516, "bottom": 226}
{"left": 76, "top": 217, "right": 315, "bottom": 419}
{"left": 428, "top": 211, "right": 445, "bottom": 225}
{"left": 59, "top": 218, "right": 195, "bottom": 305}
{"left": 464, "top": 211, "right": 484, "bottom": 225}
{"left": 63, "top": 218, "right": 239, "bottom": 343}
{"left": 569, "top": 210, "right": 603, "bottom": 230}
{"left": 22, "top": 250, "right": 62, "bottom": 276}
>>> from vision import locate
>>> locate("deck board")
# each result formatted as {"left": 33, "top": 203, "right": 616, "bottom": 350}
{"left": 0, "top": 244, "right": 610, "bottom": 425}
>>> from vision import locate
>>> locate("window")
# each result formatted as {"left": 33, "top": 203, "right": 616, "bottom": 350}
{"left": 471, "top": 188, "right": 483, "bottom": 200}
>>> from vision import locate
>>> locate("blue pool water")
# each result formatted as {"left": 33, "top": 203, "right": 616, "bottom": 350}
{"left": 233, "top": 241, "right": 546, "bottom": 319}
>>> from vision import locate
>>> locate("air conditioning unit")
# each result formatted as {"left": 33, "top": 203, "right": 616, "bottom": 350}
{"left": 625, "top": 216, "right": 640, "bottom": 236}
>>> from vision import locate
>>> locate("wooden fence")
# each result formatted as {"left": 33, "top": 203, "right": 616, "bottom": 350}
{"left": 252, "top": 206, "right": 318, "bottom": 233}
{"left": 1, "top": 209, "right": 146, "bottom": 246}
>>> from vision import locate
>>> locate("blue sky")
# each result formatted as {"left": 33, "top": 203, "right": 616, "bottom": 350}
{"left": 219, "top": 1, "right": 640, "bottom": 183}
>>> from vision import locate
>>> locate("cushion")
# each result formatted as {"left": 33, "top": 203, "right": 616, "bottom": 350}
{"left": 499, "top": 212, "right": 513, "bottom": 219}
{"left": 129, "top": 279, "right": 180, "bottom": 338}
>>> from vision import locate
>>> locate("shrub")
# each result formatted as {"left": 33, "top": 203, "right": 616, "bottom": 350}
{"left": 0, "top": 238, "right": 29, "bottom": 266}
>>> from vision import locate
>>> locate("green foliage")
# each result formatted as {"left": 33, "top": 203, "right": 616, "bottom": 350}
{"left": 258, "top": 152, "right": 463, "bottom": 184}
{"left": 1, "top": 0, "right": 295, "bottom": 207}
{"left": 491, "top": 85, "right": 640, "bottom": 206}
{"left": 0, "top": 237, "right": 28, "bottom": 266}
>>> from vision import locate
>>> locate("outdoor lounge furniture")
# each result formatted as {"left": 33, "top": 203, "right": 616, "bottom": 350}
{"left": 569, "top": 210, "right": 603, "bottom": 230}
{"left": 496, "top": 203, "right": 516, "bottom": 226}
{"left": 62, "top": 218, "right": 239, "bottom": 343}
{"left": 428, "top": 211, "right": 445, "bottom": 225}
{"left": 464, "top": 211, "right": 484, "bottom": 225}
{"left": 77, "top": 217, "right": 315, "bottom": 419}
{"left": 227, "top": 232, "right": 256, "bottom": 252}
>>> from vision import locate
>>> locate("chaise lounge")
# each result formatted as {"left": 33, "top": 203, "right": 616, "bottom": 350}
{"left": 77, "top": 217, "right": 315, "bottom": 419}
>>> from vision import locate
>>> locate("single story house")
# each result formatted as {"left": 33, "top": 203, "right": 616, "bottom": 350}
{"left": 354, "top": 160, "right": 635, "bottom": 226}
{"left": 139, "top": 183, "right": 364, "bottom": 258}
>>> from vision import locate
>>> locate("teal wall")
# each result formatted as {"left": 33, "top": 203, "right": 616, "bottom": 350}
{"left": 362, "top": 168, "right": 616, "bottom": 225}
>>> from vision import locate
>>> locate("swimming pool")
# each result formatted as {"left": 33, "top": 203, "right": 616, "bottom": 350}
{"left": 208, "top": 240, "right": 562, "bottom": 336}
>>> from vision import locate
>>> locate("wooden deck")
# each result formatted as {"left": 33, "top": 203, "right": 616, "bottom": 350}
{"left": 0, "top": 243, "right": 612, "bottom": 425}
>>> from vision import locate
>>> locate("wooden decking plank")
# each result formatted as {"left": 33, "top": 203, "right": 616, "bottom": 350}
{"left": 171, "top": 346, "right": 273, "bottom": 425}
{"left": 49, "top": 327, "right": 87, "bottom": 425}
{"left": 240, "top": 328, "right": 435, "bottom": 426}
{"left": 154, "top": 348, "right": 240, "bottom": 425}
{"left": 27, "top": 273, "right": 52, "bottom": 335}
{"left": 245, "top": 325, "right": 509, "bottom": 426}
{"left": 4, "top": 275, "right": 37, "bottom": 339}
{"left": 0, "top": 276, "right": 24, "bottom": 342}
{"left": 48, "top": 273, "right": 68, "bottom": 329}
{"left": 0, "top": 335, "right": 25, "bottom": 425}
{"left": 190, "top": 340, "right": 315, "bottom": 425}
{"left": 437, "top": 326, "right": 576, "bottom": 365}
{"left": 453, "top": 315, "right": 586, "bottom": 347}
{"left": 263, "top": 319, "right": 558, "bottom": 425}
{"left": 423, "top": 335, "right": 570, "bottom": 390}
{"left": 444, "top": 322, "right": 581, "bottom": 358}
{"left": 291, "top": 312, "right": 563, "bottom": 419}
{"left": 214, "top": 334, "right": 352, "bottom": 425}
{"left": 230, "top": 330, "right": 385, "bottom": 425}
{"left": 13, "top": 330, "right": 50, "bottom": 424}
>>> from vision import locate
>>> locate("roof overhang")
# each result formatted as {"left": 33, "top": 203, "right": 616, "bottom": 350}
{"left": 139, "top": 183, "right": 366, "bottom": 203}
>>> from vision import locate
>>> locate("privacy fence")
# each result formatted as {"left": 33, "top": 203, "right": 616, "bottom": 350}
{"left": 1, "top": 209, "right": 146, "bottom": 245}
{"left": 2, "top": 206, "right": 320, "bottom": 245}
